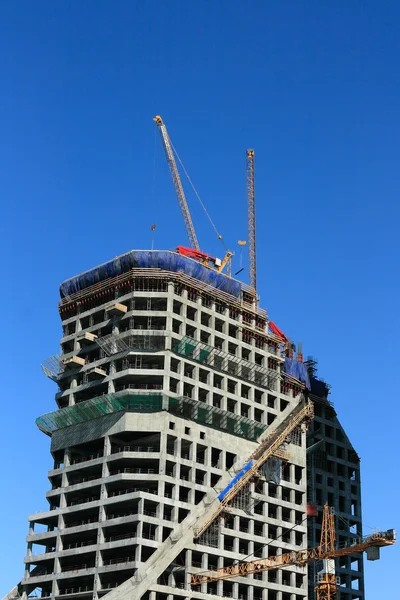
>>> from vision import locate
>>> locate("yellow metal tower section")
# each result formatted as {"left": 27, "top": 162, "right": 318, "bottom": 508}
{"left": 246, "top": 149, "right": 256, "bottom": 290}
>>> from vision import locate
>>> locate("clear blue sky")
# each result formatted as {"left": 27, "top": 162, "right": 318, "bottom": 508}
{"left": 1, "top": 1, "right": 399, "bottom": 597}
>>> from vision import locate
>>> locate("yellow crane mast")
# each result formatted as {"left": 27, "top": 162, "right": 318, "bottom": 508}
{"left": 153, "top": 115, "right": 200, "bottom": 251}
{"left": 246, "top": 149, "right": 257, "bottom": 290}
{"left": 190, "top": 504, "right": 396, "bottom": 597}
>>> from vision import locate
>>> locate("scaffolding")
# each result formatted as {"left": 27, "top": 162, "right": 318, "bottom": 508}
{"left": 41, "top": 355, "right": 65, "bottom": 381}
{"left": 95, "top": 333, "right": 129, "bottom": 356}
{"left": 231, "top": 483, "right": 253, "bottom": 514}
{"left": 198, "top": 519, "right": 220, "bottom": 548}
{"left": 173, "top": 336, "right": 280, "bottom": 391}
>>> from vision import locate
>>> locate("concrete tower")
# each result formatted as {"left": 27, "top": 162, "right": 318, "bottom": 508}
{"left": 5, "top": 249, "right": 363, "bottom": 600}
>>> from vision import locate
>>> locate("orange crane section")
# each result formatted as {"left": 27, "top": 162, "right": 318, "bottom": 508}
{"left": 190, "top": 504, "right": 395, "bottom": 587}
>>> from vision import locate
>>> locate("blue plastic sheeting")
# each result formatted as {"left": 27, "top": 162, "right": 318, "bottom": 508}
{"left": 218, "top": 460, "right": 254, "bottom": 501}
{"left": 284, "top": 358, "right": 311, "bottom": 389}
{"left": 60, "top": 250, "right": 242, "bottom": 300}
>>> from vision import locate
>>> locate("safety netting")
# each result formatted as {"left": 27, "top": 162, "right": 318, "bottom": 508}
{"left": 36, "top": 391, "right": 266, "bottom": 442}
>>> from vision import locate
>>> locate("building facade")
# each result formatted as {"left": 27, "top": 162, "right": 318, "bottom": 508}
{"left": 7, "top": 250, "right": 363, "bottom": 600}
{"left": 306, "top": 374, "right": 364, "bottom": 600}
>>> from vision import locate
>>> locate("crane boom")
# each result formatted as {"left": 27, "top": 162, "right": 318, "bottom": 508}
{"left": 191, "top": 504, "right": 395, "bottom": 585}
{"left": 153, "top": 116, "right": 200, "bottom": 250}
{"left": 246, "top": 149, "right": 256, "bottom": 290}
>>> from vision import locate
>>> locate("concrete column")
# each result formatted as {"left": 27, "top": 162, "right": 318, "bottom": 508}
{"left": 155, "top": 523, "right": 162, "bottom": 543}
{"left": 26, "top": 542, "right": 32, "bottom": 560}
{"left": 163, "top": 352, "right": 171, "bottom": 393}
{"left": 204, "top": 444, "right": 211, "bottom": 467}
{"left": 290, "top": 571, "right": 297, "bottom": 590}
{"left": 171, "top": 503, "right": 179, "bottom": 523}
{"left": 248, "top": 518, "right": 255, "bottom": 537}
{"left": 98, "top": 524, "right": 105, "bottom": 545}
{"left": 99, "top": 504, "right": 106, "bottom": 523}
{"left": 76, "top": 307, "right": 82, "bottom": 332}
{"left": 53, "top": 555, "right": 61, "bottom": 575}
{"left": 51, "top": 578, "right": 59, "bottom": 599}
{"left": 103, "top": 435, "right": 111, "bottom": 457}
{"left": 185, "top": 549, "right": 192, "bottom": 590}
{"left": 136, "top": 499, "right": 144, "bottom": 539}
{"left": 69, "top": 377, "right": 77, "bottom": 406}
{"left": 248, "top": 539, "right": 254, "bottom": 560}
{"left": 93, "top": 572, "right": 100, "bottom": 598}
{"left": 217, "top": 555, "right": 224, "bottom": 596}
{"left": 247, "top": 583, "right": 254, "bottom": 600}
{"left": 59, "top": 489, "right": 67, "bottom": 509}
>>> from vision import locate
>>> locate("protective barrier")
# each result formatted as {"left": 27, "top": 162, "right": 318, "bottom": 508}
{"left": 59, "top": 250, "right": 242, "bottom": 300}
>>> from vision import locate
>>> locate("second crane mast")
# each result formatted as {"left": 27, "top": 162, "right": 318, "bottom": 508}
{"left": 246, "top": 149, "right": 257, "bottom": 290}
{"left": 153, "top": 115, "right": 200, "bottom": 251}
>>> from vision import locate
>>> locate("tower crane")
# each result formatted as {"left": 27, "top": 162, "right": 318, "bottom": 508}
{"left": 246, "top": 149, "right": 257, "bottom": 290}
{"left": 153, "top": 115, "right": 199, "bottom": 251}
{"left": 153, "top": 115, "right": 232, "bottom": 273}
{"left": 190, "top": 503, "right": 396, "bottom": 600}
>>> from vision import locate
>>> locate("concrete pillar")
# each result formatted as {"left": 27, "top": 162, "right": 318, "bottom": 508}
{"left": 93, "top": 572, "right": 100, "bottom": 598}
{"left": 217, "top": 555, "right": 224, "bottom": 596}
{"left": 232, "top": 582, "right": 239, "bottom": 599}
{"left": 185, "top": 549, "right": 192, "bottom": 590}
{"left": 247, "top": 583, "right": 254, "bottom": 600}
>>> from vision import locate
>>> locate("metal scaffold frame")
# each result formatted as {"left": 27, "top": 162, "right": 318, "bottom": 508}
{"left": 173, "top": 336, "right": 282, "bottom": 391}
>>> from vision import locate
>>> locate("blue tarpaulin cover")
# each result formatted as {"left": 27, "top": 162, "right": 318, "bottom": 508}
{"left": 60, "top": 250, "right": 242, "bottom": 300}
{"left": 284, "top": 357, "right": 311, "bottom": 389}
{"left": 218, "top": 460, "right": 254, "bottom": 501}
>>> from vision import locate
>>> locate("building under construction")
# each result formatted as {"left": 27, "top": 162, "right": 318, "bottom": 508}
{"left": 3, "top": 118, "right": 395, "bottom": 600}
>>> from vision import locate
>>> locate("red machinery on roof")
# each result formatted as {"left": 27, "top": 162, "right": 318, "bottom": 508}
{"left": 269, "top": 320, "right": 288, "bottom": 342}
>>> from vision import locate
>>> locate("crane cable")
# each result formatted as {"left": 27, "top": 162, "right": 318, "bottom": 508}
{"left": 169, "top": 138, "right": 229, "bottom": 252}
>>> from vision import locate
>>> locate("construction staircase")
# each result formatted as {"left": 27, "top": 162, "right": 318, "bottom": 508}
{"left": 102, "top": 398, "right": 314, "bottom": 600}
